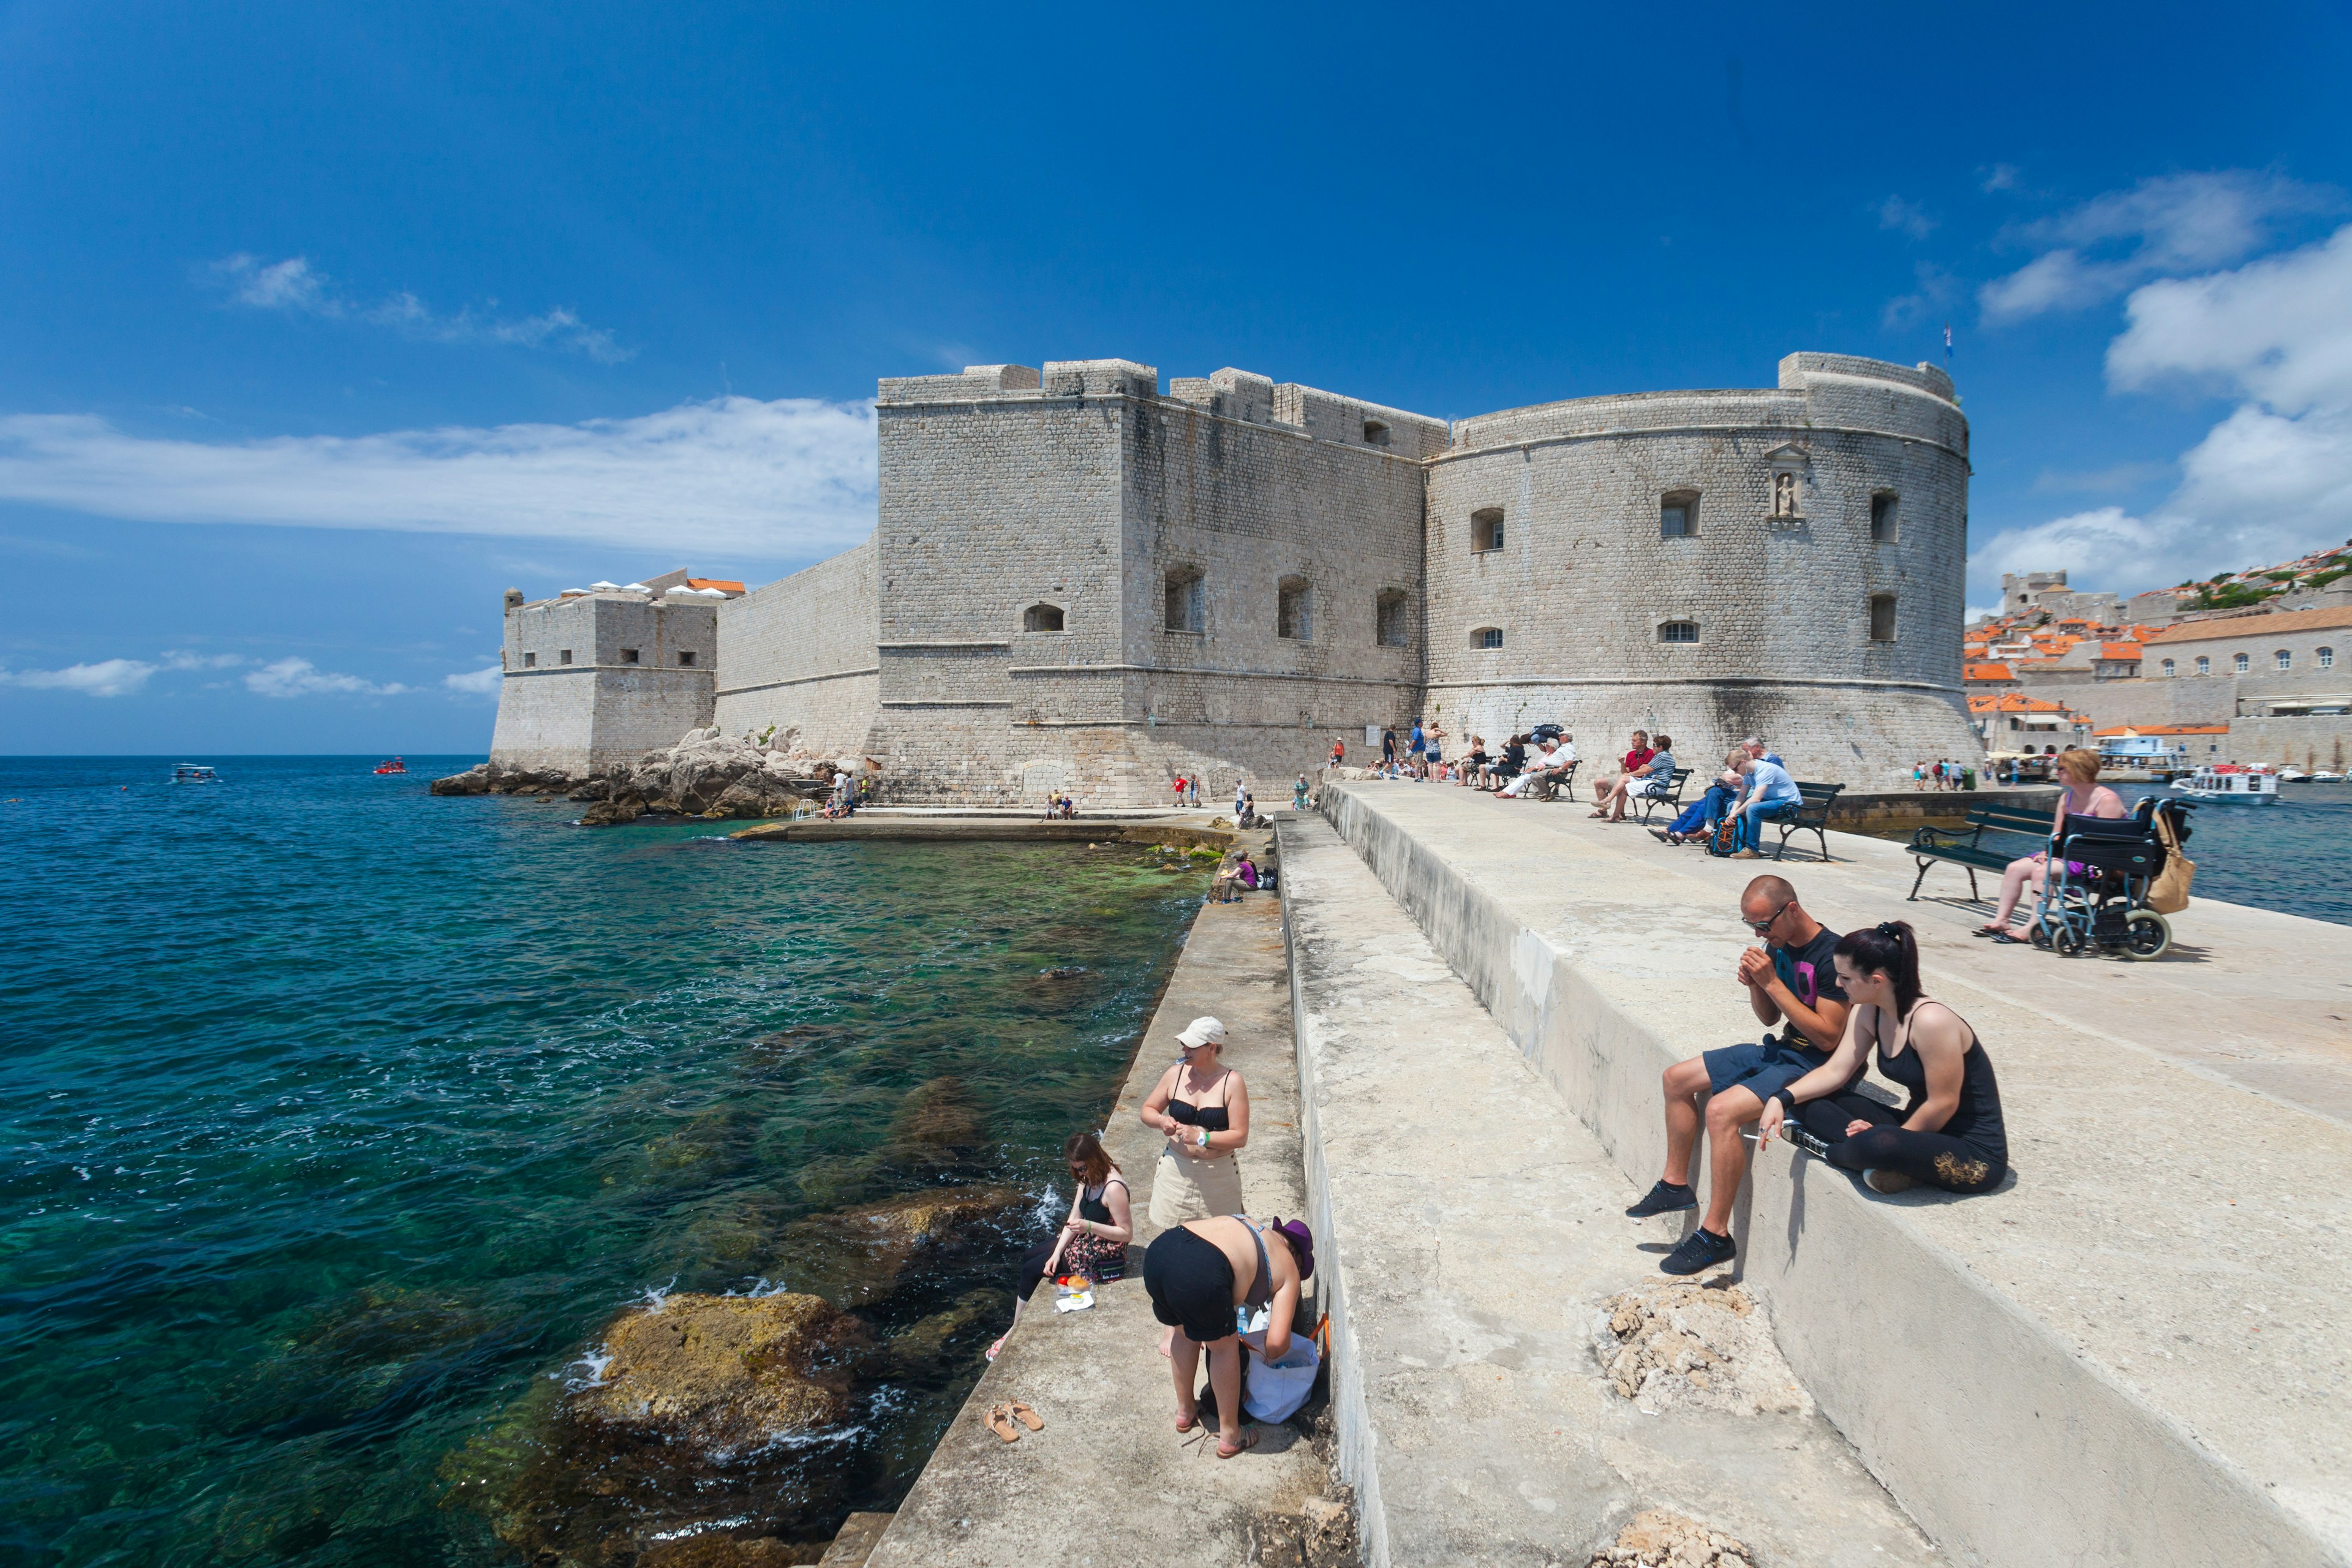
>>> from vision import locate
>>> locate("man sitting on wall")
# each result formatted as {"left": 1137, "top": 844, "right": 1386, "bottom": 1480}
{"left": 1627, "top": 874, "right": 1850, "bottom": 1276}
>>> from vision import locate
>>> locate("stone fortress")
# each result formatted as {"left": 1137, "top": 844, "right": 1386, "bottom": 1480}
{"left": 488, "top": 352, "right": 1984, "bottom": 805}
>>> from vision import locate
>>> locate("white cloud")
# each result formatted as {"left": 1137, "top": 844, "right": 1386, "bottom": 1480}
{"left": 1882, "top": 262, "right": 1960, "bottom": 331}
{"left": 0, "top": 396, "right": 879, "bottom": 559}
{"left": 1973, "top": 222, "right": 2352, "bottom": 594}
{"left": 244, "top": 658, "right": 410, "bottom": 699}
{"left": 1981, "top": 164, "right": 2022, "bottom": 194}
{"left": 160, "top": 650, "right": 246, "bottom": 671}
{"left": 1876, "top": 195, "right": 1937, "bottom": 241}
{"left": 208, "top": 253, "right": 631, "bottom": 363}
{"left": 1, "top": 658, "right": 159, "bottom": 696}
{"left": 444, "top": 665, "right": 502, "bottom": 695}
{"left": 1979, "top": 171, "right": 2340, "bottom": 323}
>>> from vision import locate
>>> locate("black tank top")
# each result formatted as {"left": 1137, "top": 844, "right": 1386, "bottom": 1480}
{"left": 1876, "top": 1003, "right": 2007, "bottom": 1164}
{"left": 1078, "top": 1177, "right": 1123, "bottom": 1226}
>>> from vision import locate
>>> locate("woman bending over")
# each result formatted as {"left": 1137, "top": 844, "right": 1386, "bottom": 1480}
{"left": 1142, "top": 1213, "right": 1314, "bottom": 1458}
{"left": 1975, "top": 748, "right": 2126, "bottom": 942}
{"left": 1760, "top": 921, "right": 2007, "bottom": 1195}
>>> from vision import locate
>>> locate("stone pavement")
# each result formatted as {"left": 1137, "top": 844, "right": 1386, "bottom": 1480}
{"left": 1320, "top": 780, "right": 2352, "bottom": 1567}
{"left": 864, "top": 863, "right": 1330, "bottom": 1567}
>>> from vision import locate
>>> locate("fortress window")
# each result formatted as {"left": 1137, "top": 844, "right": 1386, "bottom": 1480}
{"left": 1659, "top": 620, "right": 1699, "bottom": 644}
{"left": 1868, "top": 594, "right": 1898, "bottom": 643}
{"left": 2321, "top": 647, "right": 2335, "bottom": 669}
{"left": 1660, "top": 491, "right": 1699, "bottom": 538}
{"left": 1871, "top": 491, "right": 1899, "bottom": 541}
{"left": 677, "top": 650, "right": 696, "bottom": 667}
{"left": 1363, "top": 420, "right": 1390, "bottom": 447}
{"left": 1376, "top": 589, "right": 1410, "bottom": 647}
{"left": 2161, "top": 659, "right": 2176, "bottom": 677}
{"left": 620, "top": 648, "right": 641, "bottom": 665}
{"left": 559, "top": 649, "right": 573, "bottom": 665}
{"left": 2233, "top": 652, "right": 2250, "bottom": 673}
{"left": 1278, "top": 578, "right": 1311, "bottom": 641}
{"left": 523, "top": 651, "right": 537, "bottom": 668}
{"left": 1023, "top": 603, "right": 1066, "bottom": 632}
{"left": 1472, "top": 627, "right": 1504, "bottom": 650}
{"left": 1164, "top": 570, "right": 1205, "bottom": 633}
{"left": 2276, "top": 649, "right": 2293, "bottom": 671}
{"left": 2196, "top": 656, "right": 2211, "bottom": 675}
{"left": 1471, "top": 508, "right": 1505, "bottom": 552}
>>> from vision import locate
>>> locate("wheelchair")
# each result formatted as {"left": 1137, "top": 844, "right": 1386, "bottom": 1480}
{"left": 2026, "top": 796, "right": 2193, "bottom": 960}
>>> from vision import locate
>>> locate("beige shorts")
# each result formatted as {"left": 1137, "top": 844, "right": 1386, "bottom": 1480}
{"left": 1148, "top": 1143, "right": 1245, "bottom": 1228}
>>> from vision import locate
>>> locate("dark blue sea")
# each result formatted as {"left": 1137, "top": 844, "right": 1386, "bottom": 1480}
{"left": 2084, "top": 780, "right": 2350, "bottom": 926}
{"left": 0, "top": 758, "right": 1212, "bottom": 1567}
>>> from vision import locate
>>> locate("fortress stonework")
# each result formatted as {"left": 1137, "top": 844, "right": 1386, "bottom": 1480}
{"left": 489, "top": 353, "right": 1985, "bottom": 803}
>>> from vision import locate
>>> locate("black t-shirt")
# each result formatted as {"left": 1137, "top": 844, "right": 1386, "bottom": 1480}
{"left": 1769, "top": 925, "right": 1847, "bottom": 1038}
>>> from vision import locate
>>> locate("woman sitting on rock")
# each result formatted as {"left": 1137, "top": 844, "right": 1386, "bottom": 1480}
{"left": 1758, "top": 920, "right": 2008, "bottom": 1195}
{"left": 1143, "top": 1214, "right": 1313, "bottom": 1458}
{"left": 990, "top": 1131, "right": 1131, "bottom": 1362}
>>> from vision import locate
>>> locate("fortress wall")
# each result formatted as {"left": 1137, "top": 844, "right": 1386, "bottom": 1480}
{"left": 712, "top": 538, "right": 880, "bottom": 752}
{"left": 491, "top": 595, "right": 717, "bottom": 772}
{"left": 1423, "top": 361, "right": 1975, "bottom": 788}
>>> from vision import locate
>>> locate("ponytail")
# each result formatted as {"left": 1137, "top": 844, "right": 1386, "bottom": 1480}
{"left": 1834, "top": 919, "right": 1921, "bottom": 1016}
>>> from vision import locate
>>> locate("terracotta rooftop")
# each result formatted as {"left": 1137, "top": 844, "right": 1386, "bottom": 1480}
{"left": 2091, "top": 723, "right": 2231, "bottom": 737}
{"left": 1964, "top": 662, "right": 2017, "bottom": 682}
{"left": 2144, "top": 605, "right": 2352, "bottom": 644}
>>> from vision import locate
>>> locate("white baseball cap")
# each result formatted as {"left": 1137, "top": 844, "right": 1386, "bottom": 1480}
{"left": 1175, "top": 1016, "right": 1226, "bottom": 1049}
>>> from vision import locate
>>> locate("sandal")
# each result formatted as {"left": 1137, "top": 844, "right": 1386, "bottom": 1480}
{"left": 1216, "top": 1425, "right": 1259, "bottom": 1459}
{"left": 985, "top": 1336, "right": 1005, "bottom": 1362}
{"left": 1175, "top": 1406, "right": 1199, "bottom": 1433}
{"left": 1987, "top": 930, "right": 2024, "bottom": 945}
{"left": 1006, "top": 1400, "right": 1044, "bottom": 1432}
{"left": 983, "top": 1404, "right": 1020, "bottom": 1443}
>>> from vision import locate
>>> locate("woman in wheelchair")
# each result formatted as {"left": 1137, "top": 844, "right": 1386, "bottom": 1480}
{"left": 1973, "top": 748, "right": 2127, "bottom": 944}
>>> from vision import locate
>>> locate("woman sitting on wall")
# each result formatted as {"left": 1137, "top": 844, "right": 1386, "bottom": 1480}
{"left": 990, "top": 1131, "right": 1132, "bottom": 1361}
{"left": 1972, "top": 748, "right": 2127, "bottom": 943}
{"left": 1143, "top": 1214, "right": 1313, "bottom": 1458}
{"left": 1760, "top": 920, "right": 2007, "bottom": 1195}
{"left": 1140, "top": 1017, "right": 1251, "bottom": 1352}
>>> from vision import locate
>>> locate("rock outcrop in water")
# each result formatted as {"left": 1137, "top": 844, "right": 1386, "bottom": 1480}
{"left": 431, "top": 726, "right": 878, "bottom": 825}
{"left": 771, "top": 1185, "right": 1029, "bottom": 1308}
{"left": 570, "top": 1292, "right": 869, "bottom": 1450}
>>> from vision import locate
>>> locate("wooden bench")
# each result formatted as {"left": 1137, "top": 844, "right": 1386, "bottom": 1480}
{"left": 1632, "top": 767, "right": 1694, "bottom": 824}
{"left": 1766, "top": 782, "right": 1845, "bottom": 861}
{"left": 1905, "top": 801, "right": 2054, "bottom": 900}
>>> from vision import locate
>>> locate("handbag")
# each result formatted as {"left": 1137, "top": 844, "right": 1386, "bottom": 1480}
{"left": 2149, "top": 813, "right": 2196, "bottom": 914}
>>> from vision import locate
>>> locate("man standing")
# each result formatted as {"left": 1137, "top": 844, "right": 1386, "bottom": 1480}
{"left": 1627, "top": 875, "right": 1850, "bottom": 1275}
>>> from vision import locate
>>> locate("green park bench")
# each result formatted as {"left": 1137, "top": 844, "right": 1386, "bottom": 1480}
{"left": 1905, "top": 800, "right": 2053, "bottom": 901}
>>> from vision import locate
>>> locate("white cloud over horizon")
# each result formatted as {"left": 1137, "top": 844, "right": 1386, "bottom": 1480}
{"left": 1973, "top": 221, "right": 2352, "bottom": 595}
{"left": 444, "top": 665, "right": 502, "bottom": 695}
{"left": 244, "top": 658, "right": 409, "bottom": 698}
{"left": 0, "top": 396, "right": 881, "bottom": 559}
{"left": 1, "top": 658, "right": 163, "bottom": 697}
{"left": 209, "top": 254, "right": 633, "bottom": 363}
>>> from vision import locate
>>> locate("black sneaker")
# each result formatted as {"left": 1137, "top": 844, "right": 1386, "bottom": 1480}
{"left": 1659, "top": 1226, "right": 1736, "bottom": 1276}
{"left": 1780, "top": 1123, "right": 1833, "bottom": 1160}
{"left": 1624, "top": 1180, "right": 1697, "bottom": 1219}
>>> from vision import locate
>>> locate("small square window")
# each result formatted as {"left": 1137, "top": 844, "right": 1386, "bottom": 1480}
{"left": 523, "top": 650, "right": 537, "bottom": 668}
{"left": 1660, "top": 491, "right": 1698, "bottom": 538}
{"left": 1471, "top": 626, "right": 1504, "bottom": 649}
{"left": 2275, "top": 649, "right": 2292, "bottom": 671}
{"left": 1376, "top": 590, "right": 1410, "bottom": 647}
{"left": 1164, "top": 571, "right": 1204, "bottom": 633}
{"left": 1870, "top": 492, "right": 1899, "bottom": 542}
{"left": 1471, "top": 508, "right": 1505, "bottom": 552}
{"left": 2233, "top": 652, "right": 2250, "bottom": 673}
{"left": 2321, "top": 647, "right": 2336, "bottom": 669}
{"left": 1277, "top": 578, "right": 1311, "bottom": 640}
{"left": 559, "top": 649, "right": 572, "bottom": 665}
{"left": 1869, "top": 594, "right": 1898, "bottom": 643}
{"left": 620, "top": 648, "right": 640, "bottom": 665}
{"left": 1659, "top": 620, "right": 1699, "bottom": 643}
{"left": 2196, "top": 656, "right": 2211, "bottom": 675}
{"left": 677, "top": 650, "right": 696, "bottom": 667}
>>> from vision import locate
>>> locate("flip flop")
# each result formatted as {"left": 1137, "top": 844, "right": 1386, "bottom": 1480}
{"left": 1175, "top": 1407, "right": 1199, "bottom": 1433}
{"left": 1987, "top": 930, "right": 2025, "bottom": 945}
{"left": 1006, "top": 1400, "right": 1044, "bottom": 1432}
{"left": 985, "top": 1336, "right": 1006, "bottom": 1362}
{"left": 1216, "top": 1425, "right": 1259, "bottom": 1459}
{"left": 983, "top": 1404, "right": 1020, "bottom": 1443}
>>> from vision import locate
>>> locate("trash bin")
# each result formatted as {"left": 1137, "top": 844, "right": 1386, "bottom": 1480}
{"left": 1961, "top": 767, "right": 1977, "bottom": 791}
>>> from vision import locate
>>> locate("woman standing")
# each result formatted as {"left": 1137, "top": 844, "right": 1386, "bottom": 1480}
{"left": 990, "top": 1131, "right": 1132, "bottom": 1361}
{"left": 1141, "top": 1017, "right": 1250, "bottom": 1226}
{"left": 1143, "top": 1214, "right": 1314, "bottom": 1458}
{"left": 1760, "top": 921, "right": 2007, "bottom": 1194}
{"left": 1973, "top": 748, "right": 2128, "bottom": 942}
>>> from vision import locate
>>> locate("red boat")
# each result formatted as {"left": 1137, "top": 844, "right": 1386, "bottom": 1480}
{"left": 373, "top": 758, "right": 408, "bottom": 775}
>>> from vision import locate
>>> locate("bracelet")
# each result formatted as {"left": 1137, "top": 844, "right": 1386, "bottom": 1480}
{"left": 1197, "top": 1128, "right": 1210, "bottom": 1149}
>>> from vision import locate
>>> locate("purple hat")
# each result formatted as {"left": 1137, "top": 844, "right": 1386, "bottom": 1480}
{"left": 1272, "top": 1218, "right": 1315, "bottom": 1280}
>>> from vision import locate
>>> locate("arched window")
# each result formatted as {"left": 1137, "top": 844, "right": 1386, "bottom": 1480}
{"left": 2321, "top": 646, "right": 2336, "bottom": 669}
{"left": 1471, "top": 626, "right": 1504, "bottom": 650}
{"left": 2195, "top": 656, "right": 2211, "bottom": 675}
{"left": 1375, "top": 590, "right": 1410, "bottom": 647}
{"left": 2160, "top": 658, "right": 2175, "bottom": 677}
{"left": 2275, "top": 649, "right": 2293, "bottom": 671}
{"left": 1023, "top": 603, "right": 1066, "bottom": 632}
{"left": 1659, "top": 620, "right": 1699, "bottom": 643}
{"left": 1869, "top": 594, "right": 1898, "bottom": 643}
{"left": 1164, "top": 570, "right": 1204, "bottom": 633}
{"left": 1471, "top": 508, "right": 1505, "bottom": 552}
{"left": 1277, "top": 577, "right": 1311, "bottom": 640}
{"left": 2233, "top": 652, "right": 2250, "bottom": 673}
{"left": 1870, "top": 491, "right": 1899, "bottom": 542}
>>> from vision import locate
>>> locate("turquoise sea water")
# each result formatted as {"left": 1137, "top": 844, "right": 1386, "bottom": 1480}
{"left": 0, "top": 758, "right": 1210, "bottom": 1566}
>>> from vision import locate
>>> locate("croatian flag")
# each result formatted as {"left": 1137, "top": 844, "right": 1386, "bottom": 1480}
{"left": 1944, "top": 322, "right": 1953, "bottom": 364}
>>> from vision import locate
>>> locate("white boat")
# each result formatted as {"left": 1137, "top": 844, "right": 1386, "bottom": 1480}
{"left": 2312, "top": 770, "right": 2346, "bottom": 783}
{"left": 170, "top": 763, "right": 221, "bottom": 784}
{"left": 2169, "top": 764, "right": 2279, "bottom": 804}
{"left": 2277, "top": 767, "right": 2311, "bottom": 782}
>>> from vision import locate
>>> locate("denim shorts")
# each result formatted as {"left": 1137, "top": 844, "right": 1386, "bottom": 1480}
{"left": 1703, "top": 1036, "right": 1832, "bottom": 1103}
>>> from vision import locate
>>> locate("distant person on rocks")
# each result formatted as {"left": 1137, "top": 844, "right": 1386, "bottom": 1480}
{"left": 1973, "top": 748, "right": 2127, "bottom": 943}
{"left": 991, "top": 1131, "right": 1131, "bottom": 1361}
{"left": 1294, "top": 774, "right": 1311, "bottom": 812}
{"left": 1761, "top": 921, "right": 2008, "bottom": 1195}
{"left": 1408, "top": 720, "right": 1426, "bottom": 773}
{"left": 1913, "top": 761, "right": 1926, "bottom": 791}
{"left": 1173, "top": 776, "right": 1188, "bottom": 810}
{"left": 1144, "top": 1215, "right": 1313, "bottom": 1458}
{"left": 1330, "top": 736, "right": 1346, "bottom": 769}
{"left": 1599, "top": 734, "right": 1675, "bottom": 821}
{"left": 1628, "top": 875, "right": 1851, "bottom": 1276}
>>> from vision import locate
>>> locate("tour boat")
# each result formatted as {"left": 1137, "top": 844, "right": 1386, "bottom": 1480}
{"left": 373, "top": 758, "right": 409, "bottom": 775}
{"left": 2169, "top": 764, "right": 2280, "bottom": 804}
{"left": 170, "top": 763, "right": 220, "bottom": 784}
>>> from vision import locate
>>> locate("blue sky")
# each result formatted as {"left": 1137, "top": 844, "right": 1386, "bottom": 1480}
{"left": 5, "top": 1, "right": 2351, "bottom": 754}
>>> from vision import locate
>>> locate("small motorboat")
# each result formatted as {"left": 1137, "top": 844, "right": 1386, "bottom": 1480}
{"left": 2169, "top": 764, "right": 2279, "bottom": 804}
{"left": 2311, "top": 770, "right": 2346, "bottom": 783}
{"left": 171, "top": 763, "right": 221, "bottom": 784}
{"left": 373, "top": 758, "right": 408, "bottom": 775}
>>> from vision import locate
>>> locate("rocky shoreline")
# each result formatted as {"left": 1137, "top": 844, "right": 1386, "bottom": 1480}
{"left": 432, "top": 728, "right": 876, "bottom": 826}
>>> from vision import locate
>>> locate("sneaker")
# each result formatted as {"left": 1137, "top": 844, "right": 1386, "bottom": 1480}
{"left": 1865, "top": 1169, "right": 1916, "bottom": 1194}
{"left": 1778, "top": 1122, "right": 1832, "bottom": 1159}
{"left": 1730, "top": 849, "right": 1763, "bottom": 860}
{"left": 1624, "top": 1180, "right": 1697, "bottom": 1218}
{"left": 1659, "top": 1226, "right": 1736, "bottom": 1276}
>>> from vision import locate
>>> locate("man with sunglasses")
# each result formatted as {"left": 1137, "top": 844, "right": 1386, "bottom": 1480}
{"left": 1627, "top": 873, "right": 1851, "bottom": 1275}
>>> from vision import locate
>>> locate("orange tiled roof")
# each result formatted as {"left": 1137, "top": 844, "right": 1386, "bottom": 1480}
{"left": 2091, "top": 723, "right": 2230, "bottom": 737}
{"left": 1969, "top": 693, "right": 2073, "bottom": 715}
{"left": 686, "top": 578, "right": 747, "bottom": 593}
{"left": 2144, "top": 605, "right": 2352, "bottom": 643}
{"left": 1964, "top": 662, "right": 2017, "bottom": 682}
{"left": 2098, "top": 642, "right": 2143, "bottom": 659}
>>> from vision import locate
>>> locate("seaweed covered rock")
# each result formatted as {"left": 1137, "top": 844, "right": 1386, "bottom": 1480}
{"left": 876, "top": 1076, "right": 984, "bottom": 1177}
{"left": 772, "top": 1186, "right": 1028, "bottom": 1308}
{"left": 570, "top": 1292, "right": 868, "bottom": 1450}
{"left": 432, "top": 726, "right": 872, "bottom": 823}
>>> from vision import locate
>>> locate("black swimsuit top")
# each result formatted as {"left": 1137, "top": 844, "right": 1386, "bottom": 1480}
{"left": 1077, "top": 1177, "right": 1125, "bottom": 1226}
{"left": 1166, "top": 1072, "right": 1233, "bottom": 1133}
{"left": 1874, "top": 1003, "right": 2008, "bottom": 1163}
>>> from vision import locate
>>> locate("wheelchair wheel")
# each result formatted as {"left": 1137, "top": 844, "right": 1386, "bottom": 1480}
{"left": 2052, "top": 926, "right": 2086, "bottom": 957}
{"left": 2120, "top": 910, "right": 2171, "bottom": 960}
{"left": 2027, "top": 920, "right": 2053, "bottom": 951}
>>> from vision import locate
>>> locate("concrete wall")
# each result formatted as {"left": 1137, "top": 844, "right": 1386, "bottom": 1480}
{"left": 711, "top": 537, "right": 880, "bottom": 752}
{"left": 491, "top": 594, "right": 717, "bottom": 772}
{"left": 1421, "top": 353, "right": 1979, "bottom": 788}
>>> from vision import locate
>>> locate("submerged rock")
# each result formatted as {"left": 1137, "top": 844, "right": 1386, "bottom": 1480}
{"left": 570, "top": 1292, "right": 868, "bottom": 1451}
{"left": 772, "top": 1185, "right": 1028, "bottom": 1308}
{"left": 876, "top": 1077, "right": 983, "bottom": 1177}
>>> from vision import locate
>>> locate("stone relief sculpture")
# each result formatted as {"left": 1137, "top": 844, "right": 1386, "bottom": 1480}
{"left": 1773, "top": 470, "right": 1798, "bottom": 518}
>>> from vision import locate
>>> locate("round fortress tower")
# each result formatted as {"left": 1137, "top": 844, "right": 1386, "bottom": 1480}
{"left": 1423, "top": 352, "right": 1981, "bottom": 788}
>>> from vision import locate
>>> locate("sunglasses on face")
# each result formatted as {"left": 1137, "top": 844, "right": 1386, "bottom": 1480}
{"left": 1745, "top": 899, "right": 1793, "bottom": 935}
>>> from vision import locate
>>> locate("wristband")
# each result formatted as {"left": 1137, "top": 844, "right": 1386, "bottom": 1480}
{"left": 1774, "top": 1088, "right": 1798, "bottom": 1113}
{"left": 1197, "top": 1128, "right": 1210, "bottom": 1149}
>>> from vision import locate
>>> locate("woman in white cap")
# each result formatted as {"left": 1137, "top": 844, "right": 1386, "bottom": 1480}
{"left": 1140, "top": 1016, "right": 1251, "bottom": 1351}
